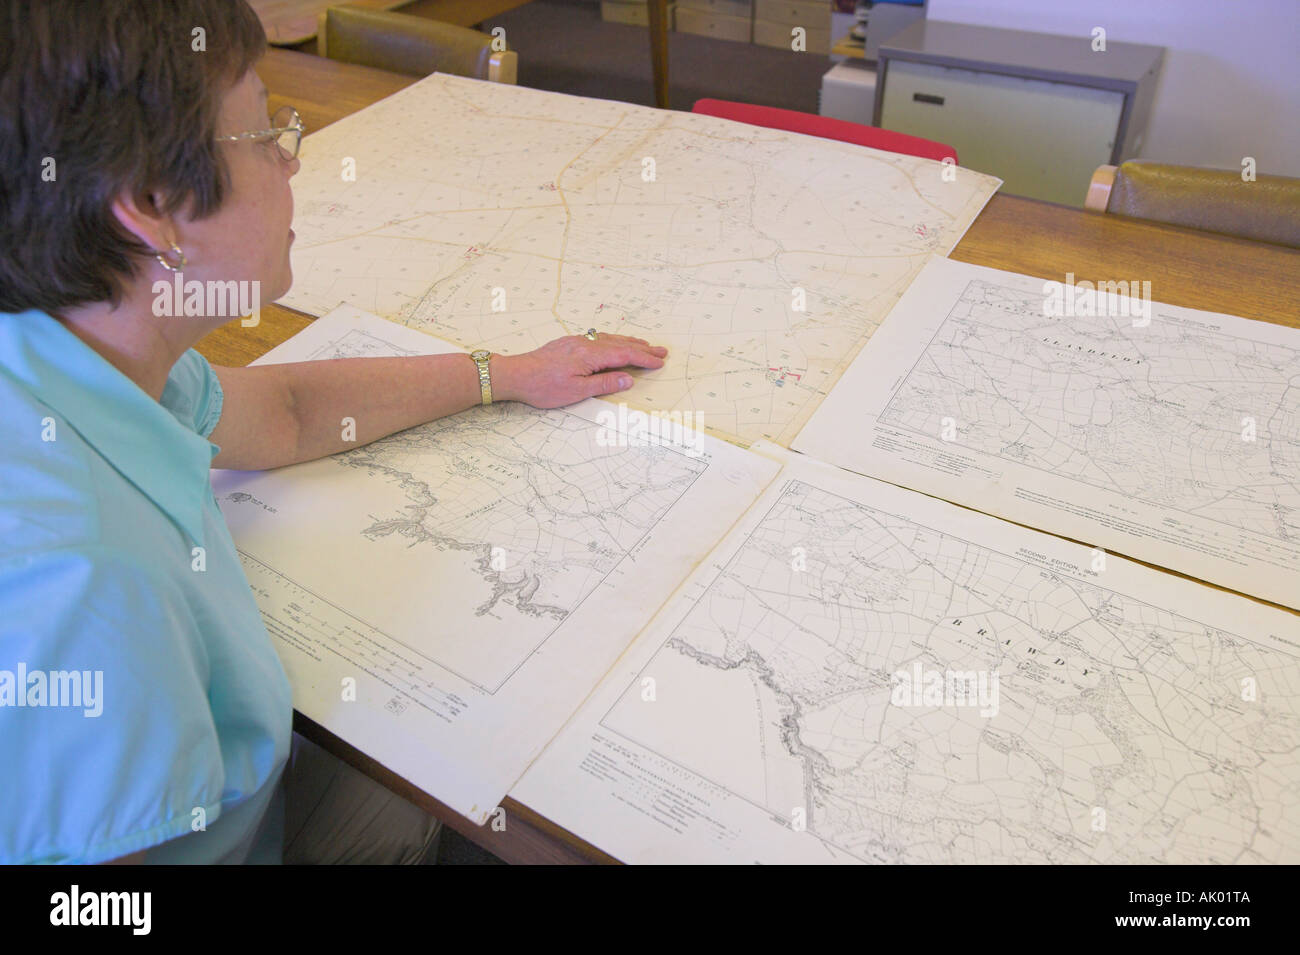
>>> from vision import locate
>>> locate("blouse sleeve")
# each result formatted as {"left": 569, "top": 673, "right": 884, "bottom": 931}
{"left": 0, "top": 545, "right": 227, "bottom": 863}
{"left": 160, "top": 348, "right": 225, "bottom": 439}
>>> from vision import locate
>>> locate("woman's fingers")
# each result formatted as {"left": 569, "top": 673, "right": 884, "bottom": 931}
{"left": 584, "top": 332, "right": 661, "bottom": 350}
{"left": 587, "top": 331, "right": 648, "bottom": 343}
{"left": 593, "top": 343, "right": 667, "bottom": 370}
{"left": 586, "top": 370, "right": 634, "bottom": 397}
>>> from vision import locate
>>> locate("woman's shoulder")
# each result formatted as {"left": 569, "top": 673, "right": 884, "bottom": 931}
{"left": 0, "top": 369, "right": 102, "bottom": 560}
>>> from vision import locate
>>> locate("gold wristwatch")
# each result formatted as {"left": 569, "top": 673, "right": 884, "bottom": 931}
{"left": 470, "top": 349, "right": 493, "bottom": 405}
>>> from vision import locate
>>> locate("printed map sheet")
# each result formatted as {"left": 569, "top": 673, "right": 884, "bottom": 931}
{"left": 793, "top": 258, "right": 1300, "bottom": 609}
{"left": 211, "top": 305, "right": 780, "bottom": 823}
{"left": 512, "top": 444, "right": 1300, "bottom": 863}
{"left": 280, "top": 73, "right": 1000, "bottom": 447}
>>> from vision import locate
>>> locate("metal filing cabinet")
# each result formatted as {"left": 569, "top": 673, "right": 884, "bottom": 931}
{"left": 873, "top": 20, "right": 1164, "bottom": 206}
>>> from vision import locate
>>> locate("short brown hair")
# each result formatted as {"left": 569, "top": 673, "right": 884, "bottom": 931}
{"left": 0, "top": 0, "right": 267, "bottom": 313}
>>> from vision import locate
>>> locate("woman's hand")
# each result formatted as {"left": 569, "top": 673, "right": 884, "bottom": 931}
{"left": 492, "top": 333, "right": 668, "bottom": 409}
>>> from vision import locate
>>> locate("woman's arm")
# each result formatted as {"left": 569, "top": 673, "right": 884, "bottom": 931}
{"left": 209, "top": 334, "right": 666, "bottom": 471}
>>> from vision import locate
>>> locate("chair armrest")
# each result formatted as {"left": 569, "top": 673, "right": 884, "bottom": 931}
{"left": 319, "top": 5, "right": 506, "bottom": 81}
{"left": 1085, "top": 164, "right": 1117, "bottom": 211}
{"left": 489, "top": 49, "right": 517, "bottom": 85}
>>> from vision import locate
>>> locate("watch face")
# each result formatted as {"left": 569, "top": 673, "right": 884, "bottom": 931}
{"left": 470, "top": 349, "right": 491, "bottom": 361}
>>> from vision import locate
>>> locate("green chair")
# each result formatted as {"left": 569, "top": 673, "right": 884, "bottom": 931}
{"left": 1085, "top": 160, "right": 1300, "bottom": 248}
{"left": 316, "top": 5, "right": 517, "bottom": 83}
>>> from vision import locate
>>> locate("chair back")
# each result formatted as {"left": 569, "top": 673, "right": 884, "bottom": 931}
{"left": 317, "top": 6, "right": 517, "bottom": 83}
{"left": 692, "top": 98, "right": 958, "bottom": 163}
{"left": 1098, "top": 161, "right": 1300, "bottom": 248}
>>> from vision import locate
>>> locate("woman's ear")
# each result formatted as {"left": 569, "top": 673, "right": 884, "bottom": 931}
{"left": 109, "top": 190, "right": 177, "bottom": 256}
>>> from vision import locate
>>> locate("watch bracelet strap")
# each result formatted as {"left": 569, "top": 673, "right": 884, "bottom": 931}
{"left": 474, "top": 352, "right": 493, "bottom": 405}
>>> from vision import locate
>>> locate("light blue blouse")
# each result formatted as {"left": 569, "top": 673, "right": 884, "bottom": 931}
{"left": 0, "top": 309, "right": 292, "bottom": 863}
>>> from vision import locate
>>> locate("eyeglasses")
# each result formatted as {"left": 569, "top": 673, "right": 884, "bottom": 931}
{"left": 216, "top": 105, "right": 304, "bottom": 161}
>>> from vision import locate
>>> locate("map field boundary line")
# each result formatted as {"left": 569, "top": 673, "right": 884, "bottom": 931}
{"left": 593, "top": 474, "right": 1292, "bottom": 863}
{"left": 235, "top": 402, "right": 715, "bottom": 694}
{"left": 877, "top": 278, "right": 1300, "bottom": 543}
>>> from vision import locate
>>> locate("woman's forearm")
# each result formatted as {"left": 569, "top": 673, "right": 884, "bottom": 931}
{"left": 210, "top": 332, "right": 664, "bottom": 471}
{"left": 283, "top": 351, "right": 516, "bottom": 465}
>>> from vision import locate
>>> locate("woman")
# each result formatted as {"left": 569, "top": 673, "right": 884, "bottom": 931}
{"left": 0, "top": 0, "right": 665, "bottom": 863}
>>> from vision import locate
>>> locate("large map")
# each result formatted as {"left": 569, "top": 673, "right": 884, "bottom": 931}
{"left": 879, "top": 279, "right": 1300, "bottom": 541}
{"left": 794, "top": 257, "right": 1300, "bottom": 609}
{"left": 512, "top": 446, "right": 1300, "bottom": 863}
{"left": 305, "top": 327, "right": 420, "bottom": 361}
{"left": 280, "top": 73, "right": 1000, "bottom": 447}
{"left": 212, "top": 306, "right": 779, "bottom": 823}
{"left": 227, "top": 307, "right": 708, "bottom": 690}
{"left": 319, "top": 404, "right": 706, "bottom": 690}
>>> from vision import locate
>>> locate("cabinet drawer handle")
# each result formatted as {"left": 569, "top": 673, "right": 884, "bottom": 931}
{"left": 912, "top": 92, "right": 945, "bottom": 106}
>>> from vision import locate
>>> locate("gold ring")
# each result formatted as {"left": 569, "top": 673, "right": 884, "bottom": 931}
{"left": 584, "top": 328, "right": 598, "bottom": 341}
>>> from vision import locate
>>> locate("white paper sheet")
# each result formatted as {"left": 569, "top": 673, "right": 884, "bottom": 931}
{"left": 280, "top": 72, "right": 1000, "bottom": 447}
{"left": 212, "top": 306, "right": 780, "bottom": 823}
{"left": 512, "top": 443, "right": 1300, "bottom": 863}
{"left": 792, "top": 257, "right": 1300, "bottom": 610}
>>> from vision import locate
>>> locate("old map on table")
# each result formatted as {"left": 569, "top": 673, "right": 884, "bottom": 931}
{"left": 512, "top": 444, "right": 1300, "bottom": 863}
{"left": 793, "top": 258, "right": 1300, "bottom": 609}
{"left": 211, "top": 305, "right": 779, "bottom": 823}
{"left": 279, "top": 72, "right": 1000, "bottom": 447}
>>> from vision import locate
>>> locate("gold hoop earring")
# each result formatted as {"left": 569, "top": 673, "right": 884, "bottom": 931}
{"left": 156, "top": 243, "right": 188, "bottom": 273}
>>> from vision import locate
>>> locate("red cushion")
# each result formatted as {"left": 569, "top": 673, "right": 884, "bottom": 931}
{"left": 692, "top": 98, "right": 957, "bottom": 164}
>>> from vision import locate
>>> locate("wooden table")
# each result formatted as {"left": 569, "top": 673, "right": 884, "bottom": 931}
{"left": 204, "top": 48, "right": 1300, "bottom": 864}
{"left": 251, "top": 0, "right": 674, "bottom": 108}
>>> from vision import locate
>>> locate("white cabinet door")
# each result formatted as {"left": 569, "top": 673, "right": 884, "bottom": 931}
{"left": 881, "top": 59, "right": 1125, "bottom": 206}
